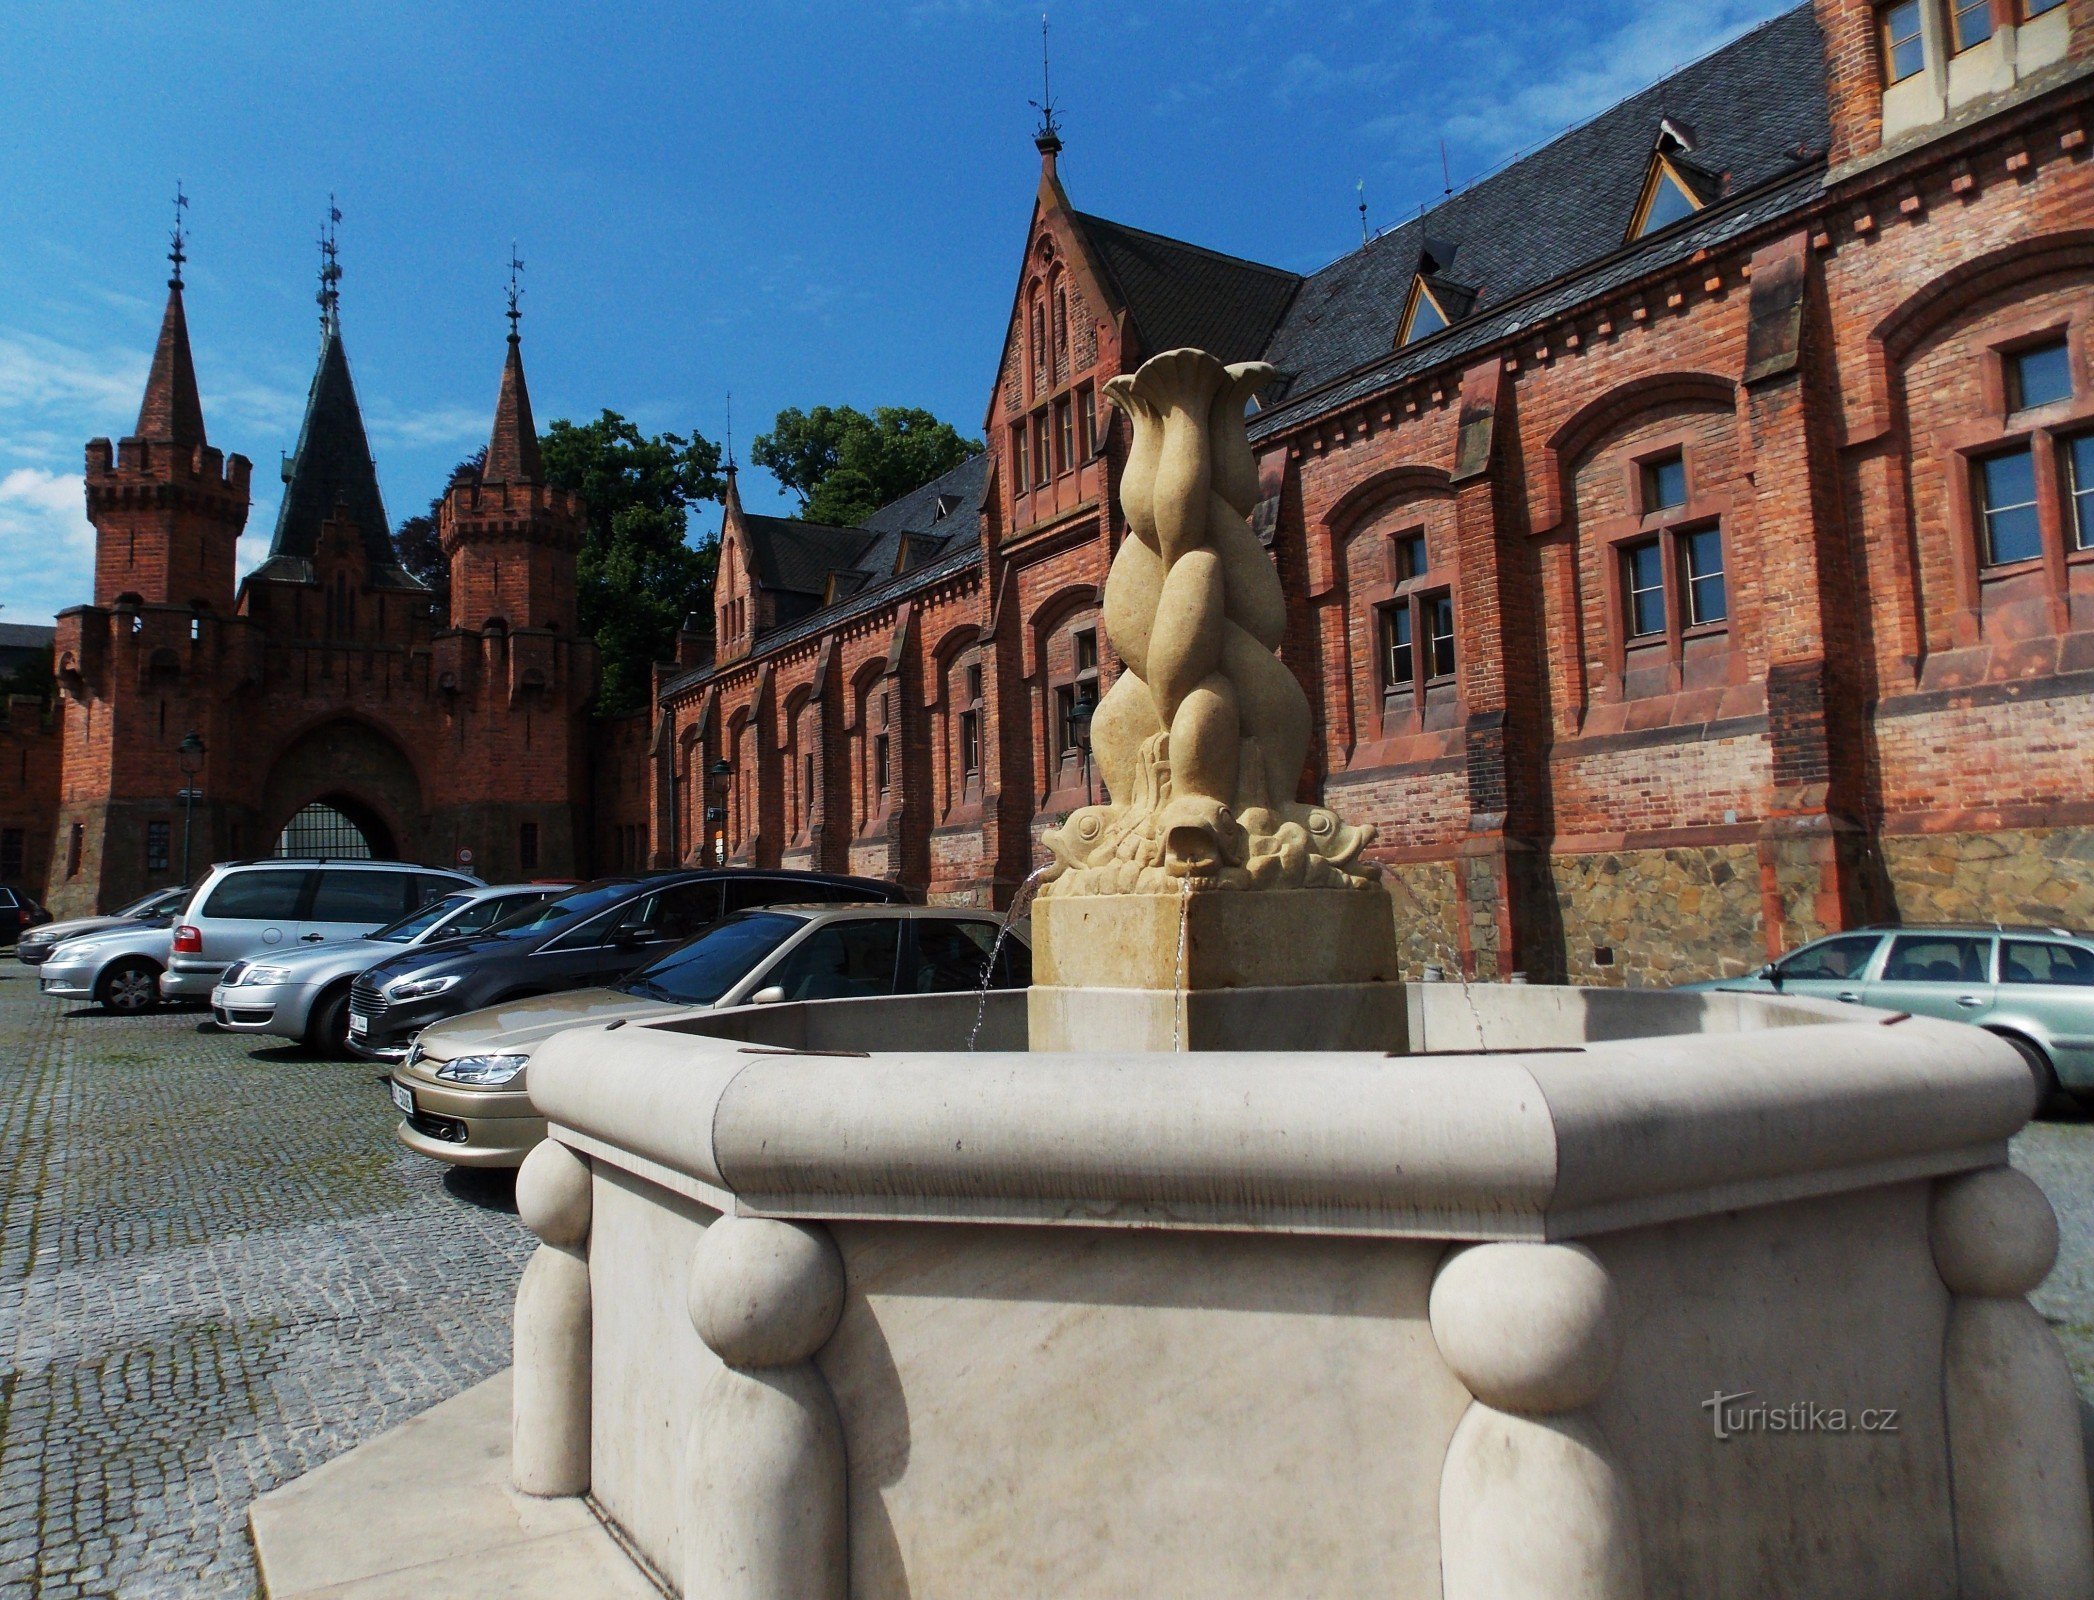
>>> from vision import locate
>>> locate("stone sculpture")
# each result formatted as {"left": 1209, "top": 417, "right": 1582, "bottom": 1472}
{"left": 1041, "top": 348, "right": 1378, "bottom": 895}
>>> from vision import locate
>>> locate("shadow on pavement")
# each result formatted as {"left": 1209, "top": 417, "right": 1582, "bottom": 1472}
{"left": 445, "top": 1166, "right": 519, "bottom": 1215}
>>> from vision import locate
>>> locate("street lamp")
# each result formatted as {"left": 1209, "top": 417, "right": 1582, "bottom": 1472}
{"left": 1067, "top": 693, "right": 1096, "bottom": 807}
{"left": 176, "top": 732, "right": 206, "bottom": 882}
{"left": 709, "top": 758, "right": 734, "bottom": 866}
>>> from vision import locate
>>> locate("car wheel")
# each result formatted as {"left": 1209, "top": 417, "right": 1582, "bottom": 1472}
{"left": 1994, "top": 1031, "right": 2065, "bottom": 1119}
{"left": 307, "top": 986, "right": 353, "bottom": 1056}
{"left": 97, "top": 958, "right": 161, "bottom": 1014}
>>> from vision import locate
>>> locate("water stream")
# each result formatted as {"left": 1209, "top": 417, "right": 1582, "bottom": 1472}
{"left": 966, "top": 862, "right": 1056, "bottom": 1052}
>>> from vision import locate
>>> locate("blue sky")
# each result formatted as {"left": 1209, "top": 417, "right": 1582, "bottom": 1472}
{"left": 0, "top": 0, "right": 1792, "bottom": 628}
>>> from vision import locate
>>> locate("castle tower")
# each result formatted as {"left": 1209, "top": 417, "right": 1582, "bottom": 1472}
{"left": 440, "top": 302, "right": 584, "bottom": 635}
{"left": 53, "top": 219, "right": 252, "bottom": 916}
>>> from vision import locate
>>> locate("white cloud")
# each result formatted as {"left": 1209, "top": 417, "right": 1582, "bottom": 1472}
{"left": 365, "top": 402, "right": 487, "bottom": 450}
{"left": 0, "top": 468, "right": 94, "bottom": 627}
{"left": 0, "top": 331, "right": 147, "bottom": 429}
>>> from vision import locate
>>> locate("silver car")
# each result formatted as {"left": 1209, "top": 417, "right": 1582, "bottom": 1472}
{"left": 1683, "top": 923, "right": 2094, "bottom": 1110}
{"left": 36, "top": 920, "right": 178, "bottom": 1012}
{"left": 16, "top": 885, "right": 191, "bottom": 967}
{"left": 209, "top": 882, "right": 569, "bottom": 1054}
{"left": 163, "top": 858, "right": 480, "bottom": 1003}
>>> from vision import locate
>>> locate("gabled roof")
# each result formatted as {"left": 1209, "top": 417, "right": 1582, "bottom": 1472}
{"left": 738, "top": 453, "right": 991, "bottom": 603}
{"left": 135, "top": 280, "right": 207, "bottom": 450}
{"left": 1070, "top": 213, "right": 1301, "bottom": 364}
{"left": 740, "top": 515, "right": 874, "bottom": 597}
{"left": 1257, "top": 4, "right": 1827, "bottom": 412}
{"left": 252, "top": 320, "right": 418, "bottom": 589}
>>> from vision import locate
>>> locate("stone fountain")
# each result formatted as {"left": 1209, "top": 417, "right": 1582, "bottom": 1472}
{"left": 250, "top": 350, "right": 2094, "bottom": 1600}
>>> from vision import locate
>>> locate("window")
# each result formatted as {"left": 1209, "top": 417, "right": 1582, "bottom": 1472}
{"left": 1684, "top": 529, "right": 1727, "bottom": 625}
{"left": 874, "top": 732, "right": 890, "bottom": 796}
{"left": 906, "top": 918, "right": 1002, "bottom": 993}
{"left": 2068, "top": 435, "right": 2094, "bottom": 550}
{"left": 1400, "top": 279, "right": 1449, "bottom": 345}
{"left": 1031, "top": 302, "right": 1047, "bottom": 384}
{"left": 1634, "top": 164, "right": 1701, "bottom": 237}
{"left": 1776, "top": 934, "right": 1883, "bottom": 981}
{"left": 146, "top": 820, "right": 170, "bottom": 874}
{"left": 1624, "top": 539, "right": 1666, "bottom": 637}
{"left": 1078, "top": 387, "right": 1097, "bottom": 457}
{"left": 1977, "top": 448, "right": 2042, "bottom": 566}
{"left": 66, "top": 823, "right": 83, "bottom": 879}
{"left": 1951, "top": 0, "right": 1992, "bottom": 51}
{"left": 1425, "top": 593, "right": 1456, "bottom": 679}
{"left": 763, "top": 918, "right": 904, "bottom": 1001}
{"left": 1882, "top": 0, "right": 1926, "bottom": 81}
{"left": 201, "top": 869, "right": 313, "bottom": 921}
{"left": 311, "top": 868, "right": 419, "bottom": 923}
{"left": 1055, "top": 399, "right": 1074, "bottom": 475}
{"left": 959, "top": 708, "right": 980, "bottom": 775}
{"left": 967, "top": 662, "right": 984, "bottom": 701}
{"left": 519, "top": 821, "right": 539, "bottom": 872}
{"left": 2002, "top": 939, "right": 2094, "bottom": 986}
{"left": 1011, "top": 422, "right": 1029, "bottom": 493}
{"left": 1882, "top": 933, "right": 1992, "bottom": 984}
{"left": 1053, "top": 288, "right": 1068, "bottom": 359}
{"left": 1643, "top": 453, "right": 1687, "bottom": 513}
{"left": 2027, "top": 0, "right": 2066, "bottom": 13}
{"left": 1395, "top": 532, "right": 1428, "bottom": 582}
{"left": 1074, "top": 629, "right": 1098, "bottom": 674}
{"left": 2008, "top": 341, "right": 2072, "bottom": 412}
{"left": 1055, "top": 685, "right": 1083, "bottom": 756}
{"left": 0, "top": 829, "right": 22, "bottom": 884}
{"left": 1380, "top": 603, "right": 1414, "bottom": 690}
{"left": 804, "top": 753, "right": 817, "bottom": 826}
{"left": 1032, "top": 414, "right": 1050, "bottom": 486}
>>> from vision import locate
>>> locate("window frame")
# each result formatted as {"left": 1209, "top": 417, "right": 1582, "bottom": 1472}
{"left": 1373, "top": 528, "right": 1458, "bottom": 717}
{"left": 1595, "top": 436, "right": 1735, "bottom": 697}
{"left": 1879, "top": 0, "right": 1928, "bottom": 84}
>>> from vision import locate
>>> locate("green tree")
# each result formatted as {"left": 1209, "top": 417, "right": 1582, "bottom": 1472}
{"left": 392, "top": 448, "right": 485, "bottom": 616}
{"left": 539, "top": 411, "right": 724, "bottom": 715}
{"left": 0, "top": 643, "right": 53, "bottom": 706}
{"left": 752, "top": 405, "right": 981, "bottom": 527}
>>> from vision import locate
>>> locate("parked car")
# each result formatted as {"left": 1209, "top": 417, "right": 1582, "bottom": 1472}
{"left": 346, "top": 869, "right": 908, "bottom": 1062}
{"left": 35, "top": 921, "right": 177, "bottom": 1012}
{"left": 1680, "top": 923, "right": 2094, "bottom": 1110}
{"left": 162, "top": 859, "right": 481, "bottom": 1005}
{"left": 388, "top": 903, "right": 1031, "bottom": 1167}
{"left": 17, "top": 885, "right": 192, "bottom": 966}
{"left": 209, "top": 882, "right": 574, "bottom": 1054}
{"left": 0, "top": 886, "right": 51, "bottom": 945}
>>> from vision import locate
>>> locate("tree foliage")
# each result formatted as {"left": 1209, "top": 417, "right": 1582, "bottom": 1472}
{"left": 0, "top": 644, "right": 53, "bottom": 706}
{"left": 391, "top": 447, "right": 484, "bottom": 613}
{"left": 540, "top": 411, "right": 724, "bottom": 716}
{"left": 752, "top": 405, "right": 980, "bottom": 527}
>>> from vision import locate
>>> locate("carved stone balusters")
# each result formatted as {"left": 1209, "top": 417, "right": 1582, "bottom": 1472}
{"left": 684, "top": 1214, "right": 849, "bottom": 1600}
{"left": 1430, "top": 1241, "right": 1645, "bottom": 1600}
{"left": 512, "top": 1139, "right": 593, "bottom": 1496}
{"left": 1931, "top": 1166, "right": 2094, "bottom": 1599}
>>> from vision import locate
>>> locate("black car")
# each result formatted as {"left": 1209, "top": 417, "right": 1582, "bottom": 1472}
{"left": 0, "top": 887, "right": 51, "bottom": 945}
{"left": 345, "top": 869, "right": 908, "bottom": 1060}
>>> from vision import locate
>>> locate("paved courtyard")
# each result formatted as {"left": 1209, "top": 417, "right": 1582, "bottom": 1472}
{"left": 0, "top": 966, "right": 533, "bottom": 1600}
{"left": 0, "top": 967, "right": 2090, "bottom": 1597}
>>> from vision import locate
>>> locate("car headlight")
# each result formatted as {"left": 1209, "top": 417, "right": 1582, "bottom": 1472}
{"left": 433, "top": 1052, "right": 530, "bottom": 1086}
{"left": 240, "top": 964, "right": 294, "bottom": 986}
{"left": 385, "top": 973, "right": 461, "bottom": 1003}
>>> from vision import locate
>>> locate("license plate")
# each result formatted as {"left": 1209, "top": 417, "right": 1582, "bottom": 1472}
{"left": 389, "top": 1080, "right": 413, "bottom": 1116}
{"left": 349, "top": 1011, "right": 368, "bottom": 1037}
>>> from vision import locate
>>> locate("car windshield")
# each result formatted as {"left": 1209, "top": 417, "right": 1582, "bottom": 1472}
{"left": 116, "top": 887, "right": 184, "bottom": 918}
{"left": 620, "top": 912, "right": 804, "bottom": 1006}
{"left": 481, "top": 881, "right": 643, "bottom": 939}
{"left": 371, "top": 893, "right": 473, "bottom": 944}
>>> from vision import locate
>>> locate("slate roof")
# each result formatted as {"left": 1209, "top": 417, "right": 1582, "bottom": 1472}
{"left": 1255, "top": 4, "right": 1828, "bottom": 423}
{"left": 740, "top": 513, "right": 871, "bottom": 596}
{"left": 250, "top": 321, "right": 420, "bottom": 590}
{"left": 1071, "top": 213, "right": 1301, "bottom": 364}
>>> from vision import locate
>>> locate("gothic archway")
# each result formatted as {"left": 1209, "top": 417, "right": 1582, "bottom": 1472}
{"left": 259, "top": 718, "right": 422, "bottom": 865}
{"left": 275, "top": 798, "right": 393, "bottom": 859}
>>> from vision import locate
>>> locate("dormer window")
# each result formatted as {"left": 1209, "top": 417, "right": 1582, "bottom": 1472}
{"left": 1629, "top": 156, "right": 1706, "bottom": 239}
{"left": 1399, "top": 277, "right": 1452, "bottom": 346}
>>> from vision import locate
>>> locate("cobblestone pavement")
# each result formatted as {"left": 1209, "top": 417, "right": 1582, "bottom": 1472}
{"left": 2013, "top": 1106, "right": 2094, "bottom": 1403}
{"left": 0, "top": 965, "right": 532, "bottom": 1600}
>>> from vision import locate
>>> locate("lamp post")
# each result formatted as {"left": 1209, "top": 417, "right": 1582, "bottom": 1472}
{"left": 176, "top": 732, "right": 206, "bottom": 882}
{"left": 1068, "top": 692, "right": 1096, "bottom": 807}
{"left": 708, "top": 758, "right": 734, "bottom": 866}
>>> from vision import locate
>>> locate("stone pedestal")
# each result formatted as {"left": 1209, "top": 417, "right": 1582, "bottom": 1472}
{"left": 1028, "top": 886, "right": 1405, "bottom": 1052}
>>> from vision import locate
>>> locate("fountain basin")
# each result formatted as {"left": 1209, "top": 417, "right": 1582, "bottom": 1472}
{"left": 507, "top": 984, "right": 2091, "bottom": 1599}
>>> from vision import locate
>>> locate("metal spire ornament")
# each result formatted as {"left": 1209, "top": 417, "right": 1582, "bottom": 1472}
{"left": 317, "top": 196, "right": 343, "bottom": 332}
{"left": 168, "top": 182, "right": 189, "bottom": 287}
{"left": 506, "top": 243, "right": 524, "bottom": 339}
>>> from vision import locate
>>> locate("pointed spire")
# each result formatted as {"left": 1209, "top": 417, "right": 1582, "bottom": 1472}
{"left": 262, "top": 311, "right": 404, "bottom": 584}
{"left": 1031, "top": 11, "right": 1062, "bottom": 175}
{"left": 135, "top": 191, "right": 207, "bottom": 449}
{"left": 484, "top": 249, "right": 542, "bottom": 484}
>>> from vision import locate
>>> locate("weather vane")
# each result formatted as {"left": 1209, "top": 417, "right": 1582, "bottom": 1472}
{"left": 317, "top": 195, "right": 343, "bottom": 330}
{"left": 506, "top": 243, "right": 524, "bottom": 337}
{"left": 725, "top": 390, "right": 735, "bottom": 469}
{"left": 169, "top": 182, "right": 189, "bottom": 287}
{"left": 1029, "top": 12, "right": 1061, "bottom": 145}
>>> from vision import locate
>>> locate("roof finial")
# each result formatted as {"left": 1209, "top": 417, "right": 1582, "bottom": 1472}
{"left": 1356, "top": 178, "right": 1368, "bottom": 246}
{"left": 725, "top": 390, "right": 735, "bottom": 470}
{"left": 168, "top": 181, "right": 189, "bottom": 288}
{"left": 1440, "top": 139, "right": 1454, "bottom": 200}
{"left": 1030, "top": 12, "right": 1062, "bottom": 157}
{"left": 505, "top": 242, "right": 524, "bottom": 341}
{"left": 317, "top": 195, "right": 343, "bottom": 333}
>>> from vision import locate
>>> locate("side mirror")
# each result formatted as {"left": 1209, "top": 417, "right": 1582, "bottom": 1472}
{"left": 612, "top": 925, "right": 657, "bottom": 949}
{"left": 1761, "top": 963, "right": 1783, "bottom": 986}
{"left": 750, "top": 985, "right": 787, "bottom": 1006}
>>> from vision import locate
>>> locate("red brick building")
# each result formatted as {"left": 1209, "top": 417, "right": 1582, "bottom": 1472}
{"left": 40, "top": 259, "right": 601, "bottom": 917}
{"left": 659, "top": 0, "right": 2094, "bottom": 983}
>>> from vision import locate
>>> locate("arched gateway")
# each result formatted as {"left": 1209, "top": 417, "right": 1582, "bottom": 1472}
{"left": 260, "top": 720, "right": 420, "bottom": 864}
